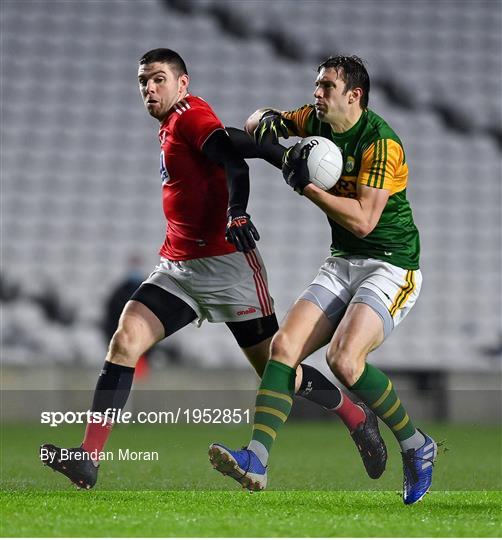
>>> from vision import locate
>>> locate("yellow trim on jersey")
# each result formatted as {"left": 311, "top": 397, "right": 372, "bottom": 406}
{"left": 258, "top": 389, "right": 293, "bottom": 406}
{"left": 369, "top": 139, "right": 386, "bottom": 188}
{"left": 391, "top": 414, "right": 410, "bottom": 433}
{"left": 281, "top": 105, "right": 313, "bottom": 137}
{"left": 253, "top": 423, "right": 277, "bottom": 440}
{"left": 359, "top": 139, "right": 408, "bottom": 194}
{"left": 382, "top": 398, "right": 401, "bottom": 419}
{"left": 255, "top": 406, "right": 288, "bottom": 422}
{"left": 371, "top": 380, "right": 393, "bottom": 409}
{"left": 390, "top": 271, "right": 415, "bottom": 317}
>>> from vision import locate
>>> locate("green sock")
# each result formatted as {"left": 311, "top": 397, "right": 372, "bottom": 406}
{"left": 250, "top": 360, "right": 295, "bottom": 454}
{"left": 350, "top": 363, "right": 416, "bottom": 442}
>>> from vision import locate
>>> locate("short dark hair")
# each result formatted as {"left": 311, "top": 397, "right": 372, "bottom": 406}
{"left": 318, "top": 55, "right": 370, "bottom": 109}
{"left": 139, "top": 48, "right": 188, "bottom": 77}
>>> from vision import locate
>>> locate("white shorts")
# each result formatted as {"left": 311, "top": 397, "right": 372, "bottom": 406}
{"left": 142, "top": 250, "right": 274, "bottom": 325}
{"left": 301, "top": 256, "right": 422, "bottom": 339}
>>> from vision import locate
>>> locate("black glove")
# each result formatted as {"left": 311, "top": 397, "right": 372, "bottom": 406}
{"left": 225, "top": 209, "right": 260, "bottom": 252}
{"left": 282, "top": 143, "right": 312, "bottom": 194}
{"left": 254, "top": 110, "right": 291, "bottom": 146}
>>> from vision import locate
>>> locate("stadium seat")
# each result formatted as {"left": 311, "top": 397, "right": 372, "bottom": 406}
{"left": 2, "top": 0, "right": 500, "bottom": 370}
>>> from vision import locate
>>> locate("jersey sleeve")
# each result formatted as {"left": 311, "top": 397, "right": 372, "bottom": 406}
{"left": 281, "top": 105, "right": 315, "bottom": 137}
{"left": 359, "top": 138, "right": 407, "bottom": 192}
{"left": 176, "top": 105, "right": 225, "bottom": 150}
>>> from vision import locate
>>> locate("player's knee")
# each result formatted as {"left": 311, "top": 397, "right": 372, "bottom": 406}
{"left": 270, "top": 331, "right": 297, "bottom": 367}
{"left": 106, "top": 327, "right": 138, "bottom": 367}
{"left": 326, "top": 340, "right": 361, "bottom": 386}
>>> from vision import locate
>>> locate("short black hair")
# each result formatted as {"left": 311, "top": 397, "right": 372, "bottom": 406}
{"left": 139, "top": 48, "right": 188, "bottom": 77}
{"left": 318, "top": 55, "right": 370, "bottom": 109}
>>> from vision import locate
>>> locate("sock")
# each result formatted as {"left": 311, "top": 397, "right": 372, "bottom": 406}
{"left": 247, "top": 440, "right": 269, "bottom": 466}
{"left": 249, "top": 359, "right": 296, "bottom": 465}
{"left": 400, "top": 430, "right": 426, "bottom": 452}
{"left": 332, "top": 393, "right": 366, "bottom": 432}
{"left": 81, "top": 416, "right": 113, "bottom": 460}
{"left": 81, "top": 361, "right": 135, "bottom": 460}
{"left": 298, "top": 364, "right": 365, "bottom": 431}
{"left": 134, "top": 354, "right": 150, "bottom": 379}
{"left": 350, "top": 363, "right": 417, "bottom": 444}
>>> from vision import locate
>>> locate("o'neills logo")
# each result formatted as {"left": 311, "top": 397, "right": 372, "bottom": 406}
{"left": 301, "top": 138, "right": 319, "bottom": 158}
{"left": 237, "top": 307, "right": 257, "bottom": 316}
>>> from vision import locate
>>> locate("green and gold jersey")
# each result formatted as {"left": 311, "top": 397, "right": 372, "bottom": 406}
{"left": 282, "top": 106, "right": 420, "bottom": 270}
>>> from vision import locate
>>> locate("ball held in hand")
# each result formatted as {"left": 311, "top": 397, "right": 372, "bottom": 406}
{"left": 296, "top": 136, "right": 343, "bottom": 191}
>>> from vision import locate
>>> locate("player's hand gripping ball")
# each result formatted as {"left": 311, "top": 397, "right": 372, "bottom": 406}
{"left": 282, "top": 136, "right": 343, "bottom": 194}
{"left": 225, "top": 209, "right": 260, "bottom": 252}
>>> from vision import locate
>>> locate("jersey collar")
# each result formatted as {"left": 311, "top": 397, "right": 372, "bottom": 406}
{"left": 160, "top": 94, "right": 192, "bottom": 129}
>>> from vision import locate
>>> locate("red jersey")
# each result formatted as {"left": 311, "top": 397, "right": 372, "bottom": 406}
{"left": 158, "top": 95, "right": 237, "bottom": 260}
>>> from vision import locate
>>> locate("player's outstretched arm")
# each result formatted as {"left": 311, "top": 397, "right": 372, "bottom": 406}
{"left": 202, "top": 129, "right": 260, "bottom": 252}
{"left": 226, "top": 127, "right": 286, "bottom": 170}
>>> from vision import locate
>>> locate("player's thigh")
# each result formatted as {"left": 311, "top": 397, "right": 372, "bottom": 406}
{"left": 356, "top": 265, "right": 422, "bottom": 332}
{"left": 279, "top": 275, "right": 351, "bottom": 365}
{"left": 327, "top": 302, "right": 384, "bottom": 384}
{"left": 108, "top": 283, "right": 197, "bottom": 366}
{"left": 130, "top": 283, "right": 197, "bottom": 339}
{"left": 107, "top": 300, "right": 165, "bottom": 365}
{"left": 276, "top": 259, "right": 351, "bottom": 366}
{"left": 271, "top": 298, "right": 337, "bottom": 368}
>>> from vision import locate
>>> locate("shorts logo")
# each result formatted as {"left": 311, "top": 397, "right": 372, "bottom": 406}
{"left": 345, "top": 156, "right": 355, "bottom": 173}
{"left": 302, "top": 381, "right": 313, "bottom": 396}
{"left": 237, "top": 307, "right": 257, "bottom": 316}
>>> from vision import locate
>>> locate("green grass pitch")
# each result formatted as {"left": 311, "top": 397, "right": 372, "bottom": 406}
{"left": 1, "top": 422, "right": 501, "bottom": 537}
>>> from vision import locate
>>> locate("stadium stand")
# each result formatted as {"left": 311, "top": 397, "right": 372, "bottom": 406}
{"left": 1, "top": 0, "right": 501, "bottom": 377}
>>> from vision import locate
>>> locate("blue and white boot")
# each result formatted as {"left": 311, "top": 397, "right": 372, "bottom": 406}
{"left": 208, "top": 443, "right": 267, "bottom": 491}
{"left": 401, "top": 429, "right": 437, "bottom": 504}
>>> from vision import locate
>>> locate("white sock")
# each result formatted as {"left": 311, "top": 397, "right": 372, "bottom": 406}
{"left": 247, "top": 440, "right": 269, "bottom": 466}
{"left": 399, "top": 429, "right": 426, "bottom": 452}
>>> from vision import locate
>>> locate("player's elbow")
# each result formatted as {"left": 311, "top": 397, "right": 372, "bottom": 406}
{"left": 244, "top": 108, "right": 269, "bottom": 136}
{"left": 351, "top": 221, "right": 375, "bottom": 239}
{"left": 244, "top": 116, "right": 258, "bottom": 137}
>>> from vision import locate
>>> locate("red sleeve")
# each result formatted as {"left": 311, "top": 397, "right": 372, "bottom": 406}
{"left": 175, "top": 104, "right": 225, "bottom": 150}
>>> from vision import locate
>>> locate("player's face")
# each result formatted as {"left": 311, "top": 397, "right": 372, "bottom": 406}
{"left": 138, "top": 62, "right": 189, "bottom": 122}
{"left": 313, "top": 67, "right": 354, "bottom": 123}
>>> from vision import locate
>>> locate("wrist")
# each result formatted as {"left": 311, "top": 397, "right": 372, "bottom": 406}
{"left": 228, "top": 207, "right": 247, "bottom": 217}
{"left": 301, "top": 183, "right": 318, "bottom": 197}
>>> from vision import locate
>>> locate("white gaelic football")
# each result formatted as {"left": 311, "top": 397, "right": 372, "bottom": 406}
{"left": 298, "top": 136, "right": 343, "bottom": 190}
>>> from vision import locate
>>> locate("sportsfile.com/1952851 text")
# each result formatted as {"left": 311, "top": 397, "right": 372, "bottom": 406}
{"left": 40, "top": 408, "right": 251, "bottom": 427}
